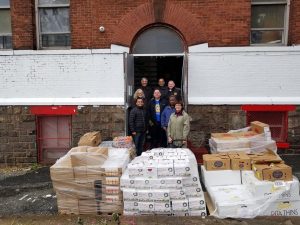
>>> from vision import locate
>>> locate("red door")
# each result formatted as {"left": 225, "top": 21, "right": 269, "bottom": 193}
{"left": 37, "top": 116, "right": 71, "bottom": 164}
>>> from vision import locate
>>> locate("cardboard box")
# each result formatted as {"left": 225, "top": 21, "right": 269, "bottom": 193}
{"left": 248, "top": 149, "right": 282, "bottom": 164}
{"left": 207, "top": 185, "right": 259, "bottom": 218}
{"left": 70, "top": 152, "right": 107, "bottom": 167}
{"left": 78, "top": 131, "right": 102, "bottom": 147}
{"left": 139, "top": 202, "right": 155, "bottom": 213}
{"left": 184, "top": 186, "right": 203, "bottom": 197}
{"left": 252, "top": 163, "right": 292, "bottom": 181}
{"left": 210, "top": 137, "right": 251, "bottom": 150}
{"left": 203, "top": 153, "right": 231, "bottom": 170}
{"left": 189, "top": 209, "right": 207, "bottom": 216}
{"left": 124, "top": 200, "right": 139, "bottom": 211}
{"left": 171, "top": 199, "right": 189, "bottom": 211}
{"left": 250, "top": 121, "right": 270, "bottom": 134}
{"left": 262, "top": 200, "right": 300, "bottom": 216}
{"left": 228, "top": 152, "right": 251, "bottom": 170}
{"left": 188, "top": 197, "right": 206, "bottom": 210}
{"left": 154, "top": 202, "right": 171, "bottom": 213}
{"left": 242, "top": 171, "right": 300, "bottom": 201}
{"left": 169, "top": 189, "right": 186, "bottom": 200}
{"left": 123, "top": 188, "right": 138, "bottom": 201}
{"left": 201, "top": 165, "right": 241, "bottom": 187}
{"left": 211, "top": 131, "right": 258, "bottom": 139}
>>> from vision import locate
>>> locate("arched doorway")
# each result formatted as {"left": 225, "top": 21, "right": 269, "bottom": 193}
{"left": 124, "top": 25, "right": 188, "bottom": 134}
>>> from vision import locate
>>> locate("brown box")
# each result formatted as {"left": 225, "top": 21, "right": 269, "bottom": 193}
{"left": 252, "top": 163, "right": 292, "bottom": 181}
{"left": 228, "top": 152, "right": 251, "bottom": 170}
{"left": 70, "top": 152, "right": 107, "bottom": 167}
{"left": 247, "top": 149, "right": 283, "bottom": 164}
{"left": 78, "top": 131, "right": 102, "bottom": 147}
{"left": 250, "top": 121, "right": 270, "bottom": 134}
{"left": 203, "top": 153, "right": 231, "bottom": 170}
{"left": 211, "top": 133, "right": 235, "bottom": 138}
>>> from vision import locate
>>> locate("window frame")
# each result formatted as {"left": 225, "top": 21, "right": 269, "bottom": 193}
{"left": 250, "top": 0, "right": 290, "bottom": 46}
{"left": 0, "top": 0, "right": 12, "bottom": 50}
{"left": 35, "top": 0, "right": 71, "bottom": 49}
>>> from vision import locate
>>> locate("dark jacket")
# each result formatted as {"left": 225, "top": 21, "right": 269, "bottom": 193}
{"left": 136, "top": 86, "right": 153, "bottom": 102}
{"left": 157, "top": 86, "right": 168, "bottom": 100}
{"left": 129, "top": 107, "right": 148, "bottom": 133}
{"left": 148, "top": 98, "right": 168, "bottom": 126}
{"left": 166, "top": 87, "right": 182, "bottom": 101}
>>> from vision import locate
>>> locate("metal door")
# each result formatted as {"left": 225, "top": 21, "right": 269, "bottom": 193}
{"left": 124, "top": 52, "right": 135, "bottom": 135}
{"left": 181, "top": 52, "right": 188, "bottom": 111}
{"left": 37, "top": 116, "right": 71, "bottom": 164}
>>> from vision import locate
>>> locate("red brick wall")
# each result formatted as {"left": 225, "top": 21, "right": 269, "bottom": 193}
{"left": 8, "top": 0, "right": 300, "bottom": 49}
{"left": 11, "top": 0, "right": 35, "bottom": 50}
{"left": 289, "top": 0, "right": 300, "bottom": 45}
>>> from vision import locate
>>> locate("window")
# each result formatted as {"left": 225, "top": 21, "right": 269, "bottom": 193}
{"left": 0, "top": 0, "right": 12, "bottom": 49}
{"left": 251, "top": 0, "right": 289, "bottom": 45}
{"left": 37, "top": 0, "right": 70, "bottom": 48}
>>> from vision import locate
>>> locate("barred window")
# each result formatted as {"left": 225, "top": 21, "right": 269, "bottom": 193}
{"left": 251, "top": 0, "right": 289, "bottom": 45}
{"left": 37, "top": 0, "right": 70, "bottom": 48}
{"left": 0, "top": 0, "right": 12, "bottom": 49}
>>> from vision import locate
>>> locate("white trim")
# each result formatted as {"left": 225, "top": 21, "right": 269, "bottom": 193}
{"left": 132, "top": 53, "right": 184, "bottom": 57}
{"left": 188, "top": 44, "right": 300, "bottom": 53}
{"left": 188, "top": 97, "right": 300, "bottom": 105}
{"left": 0, "top": 98, "right": 124, "bottom": 106}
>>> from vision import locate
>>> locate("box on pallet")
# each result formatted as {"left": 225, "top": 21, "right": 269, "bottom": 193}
{"left": 252, "top": 163, "right": 293, "bottom": 181}
{"left": 201, "top": 165, "right": 241, "bottom": 186}
{"left": 250, "top": 121, "right": 270, "bottom": 134}
{"left": 228, "top": 152, "right": 251, "bottom": 170}
{"left": 248, "top": 149, "right": 282, "bottom": 164}
{"left": 242, "top": 171, "right": 300, "bottom": 201}
{"left": 203, "top": 153, "right": 231, "bottom": 170}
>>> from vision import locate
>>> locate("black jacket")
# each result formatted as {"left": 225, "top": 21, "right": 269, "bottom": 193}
{"left": 136, "top": 86, "right": 153, "bottom": 102}
{"left": 156, "top": 86, "right": 168, "bottom": 100}
{"left": 166, "top": 87, "right": 182, "bottom": 101}
{"left": 129, "top": 107, "right": 148, "bottom": 133}
{"left": 148, "top": 98, "right": 168, "bottom": 125}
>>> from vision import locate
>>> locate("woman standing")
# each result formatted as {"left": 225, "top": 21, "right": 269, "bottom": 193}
{"left": 167, "top": 101, "right": 190, "bottom": 148}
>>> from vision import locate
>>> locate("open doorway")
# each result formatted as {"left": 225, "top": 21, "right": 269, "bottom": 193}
{"left": 134, "top": 56, "right": 183, "bottom": 93}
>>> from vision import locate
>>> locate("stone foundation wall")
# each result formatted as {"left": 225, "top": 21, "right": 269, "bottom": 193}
{"left": 0, "top": 106, "right": 36, "bottom": 167}
{"left": 0, "top": 105, "right": 125, "bottom": 167}
{"left": 1, "top": 105, "right": 299, "bottom": 166}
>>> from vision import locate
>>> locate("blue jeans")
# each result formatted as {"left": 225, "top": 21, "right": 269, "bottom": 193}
{"left": 133, "top": 132, "right": 146, "bottom": 156}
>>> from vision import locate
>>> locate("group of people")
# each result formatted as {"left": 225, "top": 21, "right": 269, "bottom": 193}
{"left": 129, "top": 77, "right": 190, "bottom": 156}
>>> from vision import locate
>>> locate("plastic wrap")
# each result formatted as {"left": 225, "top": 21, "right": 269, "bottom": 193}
{"left": 50, "top": 146, "right": 129, "bottom": 215}
{"left": 209, "top": 132, "right": 277, "bottom": 154}
{"left": 101, "top": 140, "right": 136, "bottom": 160}
{"left": 120, "top": 148, "right": 207, "bottom": 216}
{"left": 206, "top": 171, "right": 300, "bottom": 218}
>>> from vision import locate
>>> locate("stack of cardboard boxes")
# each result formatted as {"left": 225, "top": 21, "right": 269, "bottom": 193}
{"left": 121, "top": 148, "right": 207, "bottom": 216}
{"left": 209, "top": 121, "right": 276, "bottom": 153}
{"left": 202, "top": 150, "right": 300, "bottom": 218}
{"left": 51, "top": 146, "right": 130, "bottom": 214}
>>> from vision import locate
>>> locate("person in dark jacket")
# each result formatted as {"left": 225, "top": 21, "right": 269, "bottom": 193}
{"left": 136, "top": 77, "right": 153, "bottom": 103}
{"left": 156, "top": 78, "right": 168, "bottom": 100}
{"left": 148, "top": 89, "right": 168, "bottom": 148}
{"left": 166, "top": 80, "right": 182, "bottom": 101}
{"left": 161, "top": 95, "right": 177, "bottom": 147}
{"left": 129, "top": 97, "right": 148, "bottom": 156}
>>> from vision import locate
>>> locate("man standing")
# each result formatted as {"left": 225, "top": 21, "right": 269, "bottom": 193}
{"left": 156, "top": 78, "right": 168, "bottom": 100}
{"left": 148, "top": 89, "right": 167, "bottom": 148}
{"left": 129, "top": 98, "right": 148, "bottom": 156}
{"left": 161, "top": 95, "right": 177, "bottom": 147}
{"left": 166, "top": 80, "right": 182, "bottom": 101}
{"left": 137, "top": 77, "right": 153, "bottom": 103}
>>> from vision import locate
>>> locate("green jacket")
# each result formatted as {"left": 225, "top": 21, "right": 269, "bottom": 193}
{"left": 167, "top": 111, "right": 190, "bottom": 147}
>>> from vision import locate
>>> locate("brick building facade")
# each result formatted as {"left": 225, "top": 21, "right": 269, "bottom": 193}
{"left": 1, "top": 0, "right": 300, "bottom": 166}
